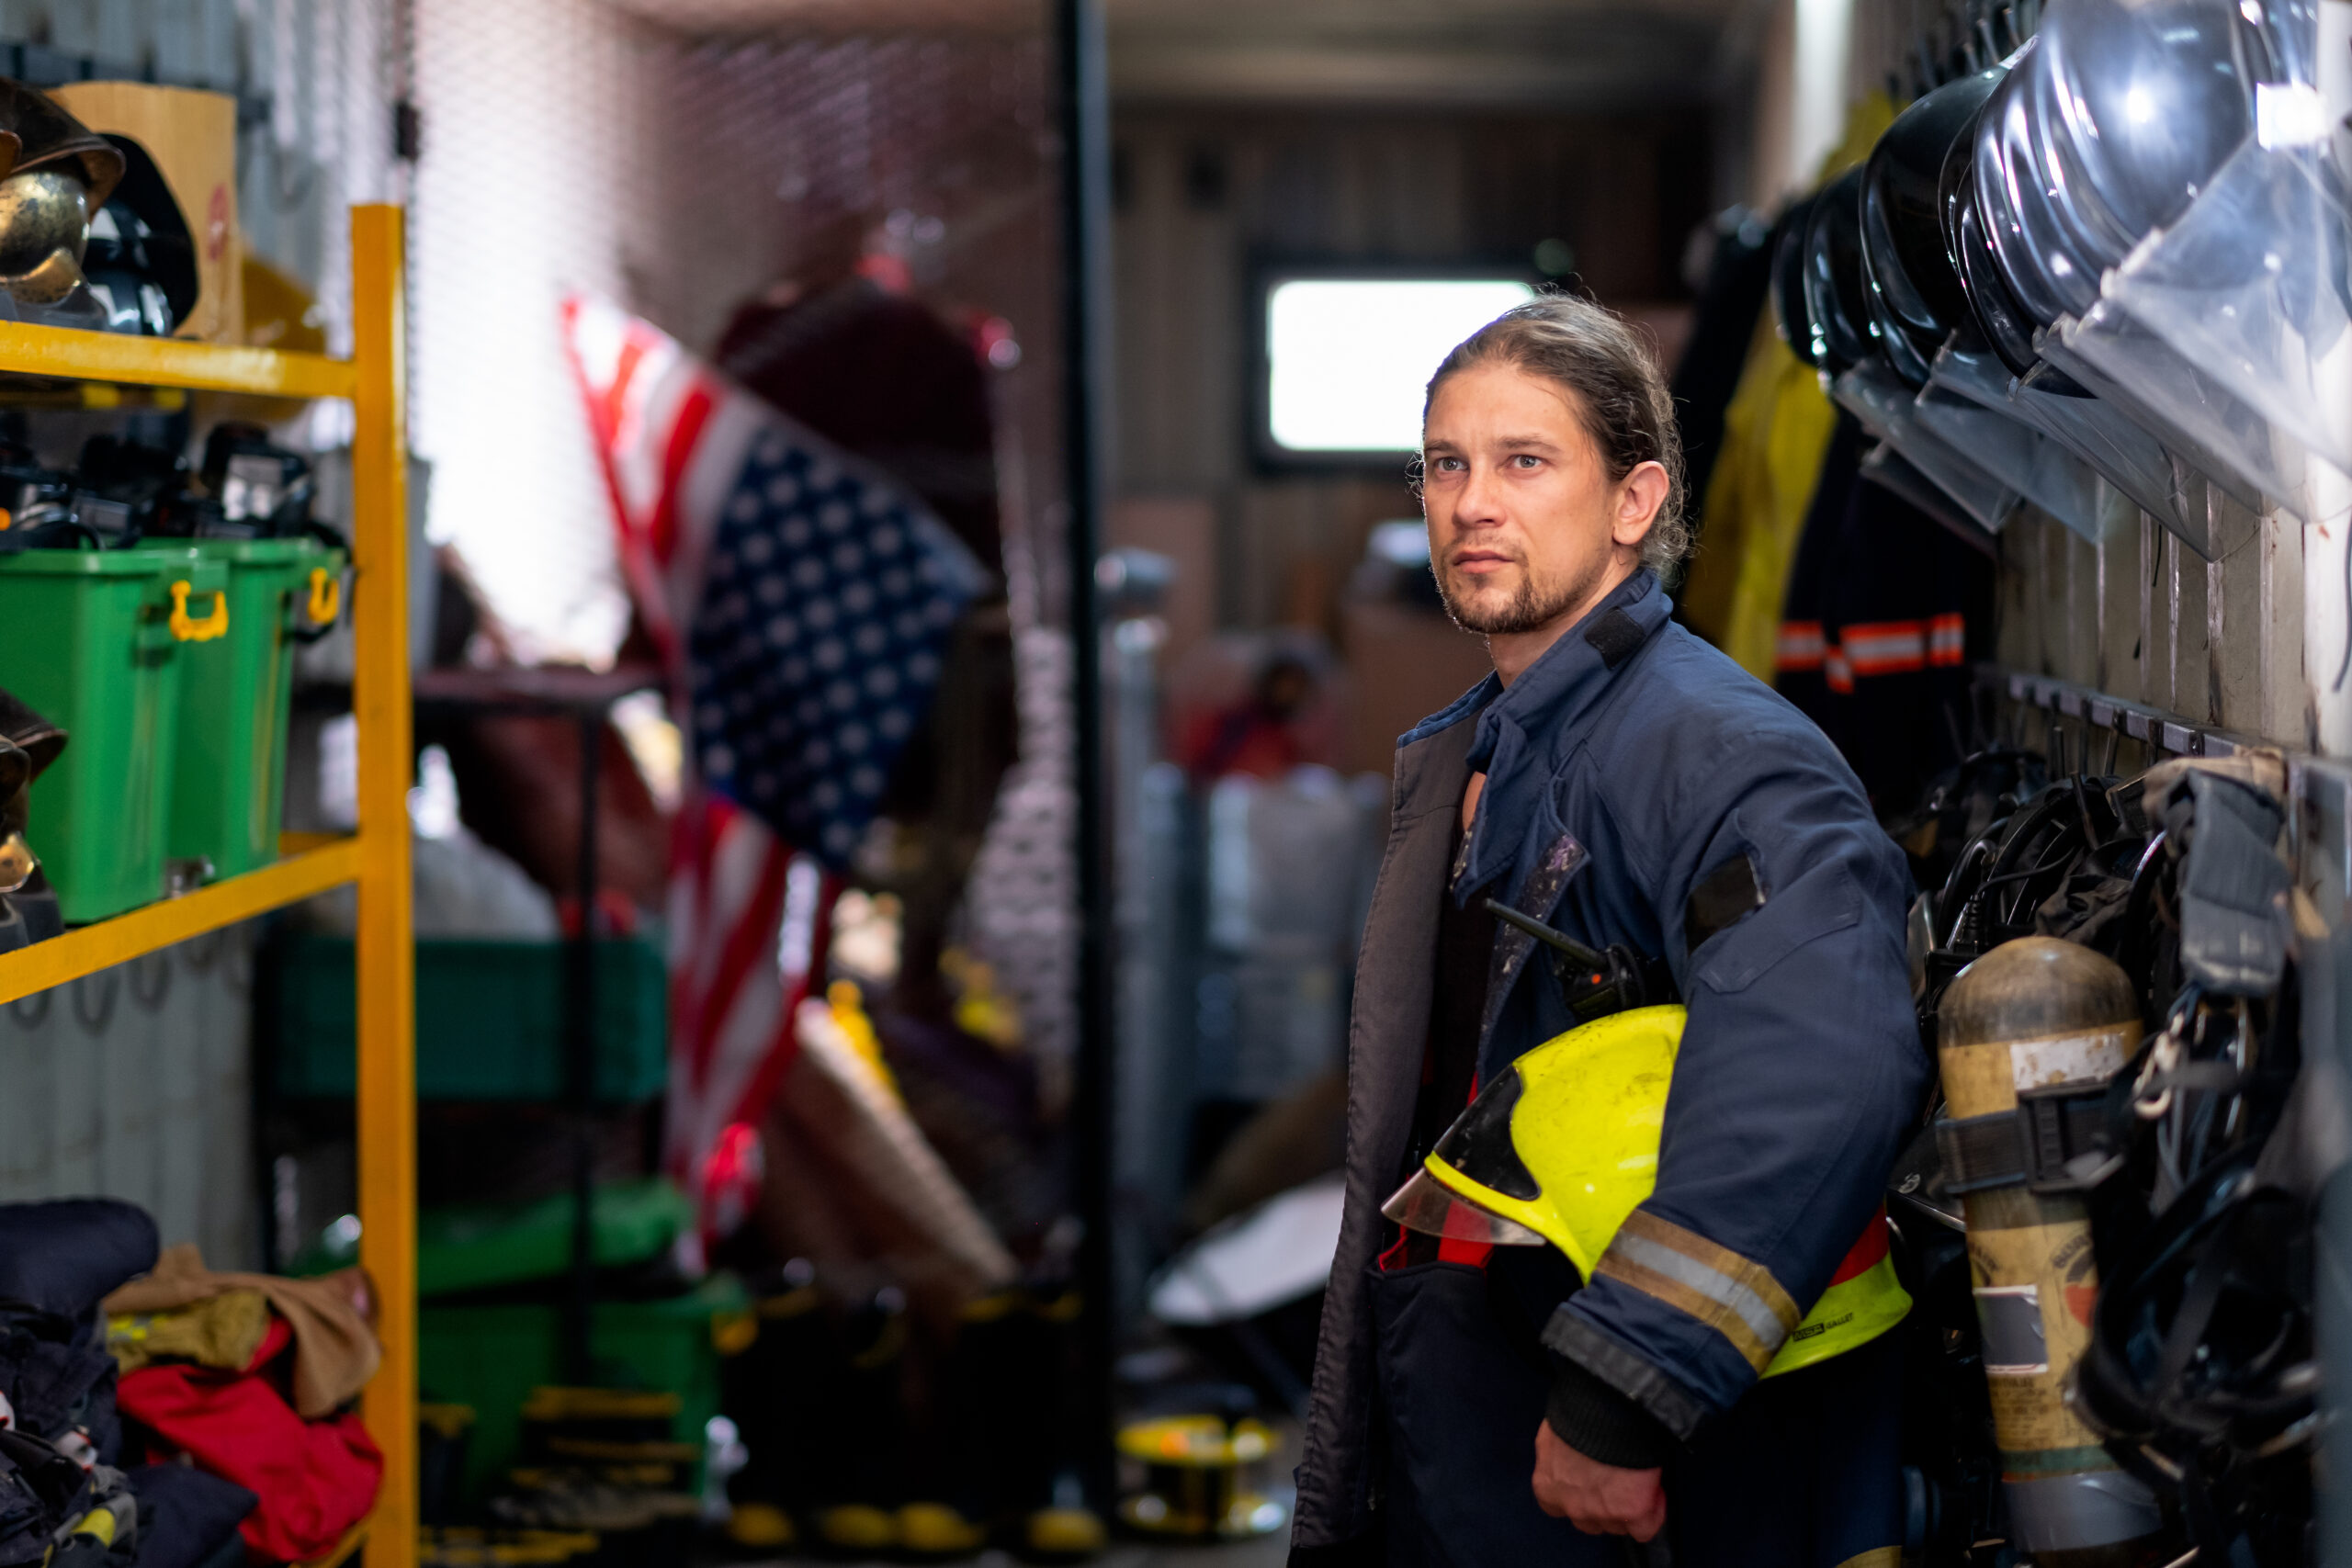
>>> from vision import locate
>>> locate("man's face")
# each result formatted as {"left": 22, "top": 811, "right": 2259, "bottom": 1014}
{"left": 1421, "top": 363, "right": 1637, "bottom": 638}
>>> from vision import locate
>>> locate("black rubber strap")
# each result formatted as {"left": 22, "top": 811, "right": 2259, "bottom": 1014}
{"left": 2015, "top": 1083, "right": 2119, "bottom": 1190}
{"left": 1937, "top": 1084, "right": 2119, "bottom": 1196}
{"left": 1937, "top": 1111, "right": 2027, "bottom": 1193}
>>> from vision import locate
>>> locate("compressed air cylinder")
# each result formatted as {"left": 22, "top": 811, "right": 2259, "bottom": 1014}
{"left": 1937, "top": 938, "right": 2164, "bottom": 1564}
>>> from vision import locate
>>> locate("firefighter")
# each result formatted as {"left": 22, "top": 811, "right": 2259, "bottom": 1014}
{"left": 1287, "top": 295, "right": 1928, "bottom": 1566}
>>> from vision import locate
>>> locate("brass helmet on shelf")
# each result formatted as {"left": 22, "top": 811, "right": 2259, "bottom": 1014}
{"left": 0, "top": 81, "right": 126, "bottom": 309}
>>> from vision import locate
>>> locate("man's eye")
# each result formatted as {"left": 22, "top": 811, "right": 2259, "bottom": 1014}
{"left": 1510, "top": 454, "right": 1543, "bottom": 469}
{"left": 1431, "top": 456, "right": 1465, "bottom": 472}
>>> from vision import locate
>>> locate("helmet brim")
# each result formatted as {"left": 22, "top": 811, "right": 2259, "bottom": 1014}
{"left": 1379, "top": 1166, "right": 1546, "bottom": 1250}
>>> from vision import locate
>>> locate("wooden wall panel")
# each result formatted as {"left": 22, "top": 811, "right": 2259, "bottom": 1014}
{"left": 1112, "top": 104, "right": 1710, "bottom": 644}
{"left": 1997, "top": 485, "right": 2308, "bottom": 750}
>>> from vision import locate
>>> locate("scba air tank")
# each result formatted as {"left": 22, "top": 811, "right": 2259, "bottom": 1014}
{"left": 1937, "top": 938, "right": 2165, "bottom": 1565}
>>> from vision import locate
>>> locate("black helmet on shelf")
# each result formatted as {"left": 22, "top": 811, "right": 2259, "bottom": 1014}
{"left": 1802, "top": 167, "right": 1876, "bottom": 374}
{"left": 200, "top": 423, "right": 315, "bottom": 536}
{"left": 74, "top": 434, "right": 192, "bottom": 542}
{"left": 81, "top": 136, "right": 197, "bottom": 337}
{"left": 1942, "top": 122, "right": 2044, "bottom": 378}
{"left": 2016, "top": 45, "right": 2138, "bottom": 281}
{"left": 2037, "top": 0, "right": 2256, "bottom": 252}
{"left": 1970, "top": 62, "right": 2086, "bottom": 329}
{"left": 1770, "top": 192, "right": 1821, "bottom": 367}
{"left": 1858, "top": 204, "right": 1937, "bottom": 387}
{"left": 1863, "top": 67, "right": 2008, "bottom": 386}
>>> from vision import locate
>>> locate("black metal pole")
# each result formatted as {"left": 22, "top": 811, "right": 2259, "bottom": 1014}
{"left": 1054, "top": 0, "right": 1116, "bottom": 1503}
{"left": 565, "top": 709, "right": 601, "bottom": 1384}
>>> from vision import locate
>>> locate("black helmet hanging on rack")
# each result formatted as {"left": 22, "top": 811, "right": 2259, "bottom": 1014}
{"left": 198, "top": 423, "right": 316, "bottom": 537}
{"left": 1769, "top": 191, "right": 1822, "bottom": 367}
{"left": 1801, "top": 167, "right": 1876, "bottom": 374}
{"left": 1860, "top": 66, "right": 2006, "bottom": 386}
{"left": 80, "top": 135, "right": 196, "bottom": 337}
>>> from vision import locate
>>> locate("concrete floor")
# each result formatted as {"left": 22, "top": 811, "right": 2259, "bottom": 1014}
{"left": 718, "top": 1509, "right": 1295, "bottom": 1568}
{"left": 727, "top": 1540, "right": 1289, "bottom": 1568}
{"left": 1101, "top": 1536, "right": 1290, "bottom": 1567}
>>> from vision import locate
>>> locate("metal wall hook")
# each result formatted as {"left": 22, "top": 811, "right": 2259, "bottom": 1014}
{"left": 129, "top": 950, "right": 171, "bottom": 1011}
{"left": 72, "top": 969, "right": 119, "bottom": 1035}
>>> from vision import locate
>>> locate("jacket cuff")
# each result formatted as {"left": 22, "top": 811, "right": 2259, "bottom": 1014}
{"left": 1545, "top": 1353, "right": 1677, "bottom": 1469}
{"left": 1540, "top": 1306, "right": 1715, "bottom": 1444}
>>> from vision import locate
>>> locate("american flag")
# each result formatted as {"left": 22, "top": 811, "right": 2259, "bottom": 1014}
{"left": 560, "top": 294, "right": 983, "bottom": 1253}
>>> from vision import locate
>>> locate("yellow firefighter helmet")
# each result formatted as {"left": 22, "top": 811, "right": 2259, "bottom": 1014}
{"left": 1380, "top": 1004, "right": 1910, "bottom": 1378}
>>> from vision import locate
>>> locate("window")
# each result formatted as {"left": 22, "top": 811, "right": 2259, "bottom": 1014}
{"left": 1261, "top": 275, "right": 1538, "bottom": 458}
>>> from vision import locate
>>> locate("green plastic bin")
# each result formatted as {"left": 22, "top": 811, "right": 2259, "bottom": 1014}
{"left": 268, "top": 934, "right": 670, "bottom": 1101}
{"left": 293, "top": 1177, "right": 694, "bottom": 1298}
{"left": 419, "top": 1272, "right": 749, "bottom": 1500}
{"left": 411, "top": 1178, "right": 693, "bottom": 1297}
{"left": 0, "top": 545, "right": 227, "bottom": 921}
{"left": 169, "top": 536, "right": 343, "bottom": 880}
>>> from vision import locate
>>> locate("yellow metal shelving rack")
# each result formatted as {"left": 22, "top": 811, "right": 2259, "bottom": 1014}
{"left": 0, "top": 207, "right": 415, "bottom": 1568}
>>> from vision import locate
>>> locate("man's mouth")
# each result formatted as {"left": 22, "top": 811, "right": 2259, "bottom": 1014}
{"left": 1449, "top": 550, "right": 1517, "bottom": 578}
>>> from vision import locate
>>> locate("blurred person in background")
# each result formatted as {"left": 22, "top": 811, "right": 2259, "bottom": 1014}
{"left": 1178, "top": 649, "right": 1325, "bottom": 784}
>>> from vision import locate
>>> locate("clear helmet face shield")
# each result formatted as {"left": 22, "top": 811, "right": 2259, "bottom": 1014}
{"left": 1379, "top": 1167, "right": 1546, "bottom": 1249}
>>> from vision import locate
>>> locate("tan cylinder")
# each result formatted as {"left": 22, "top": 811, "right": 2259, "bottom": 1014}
{"left": 1938, "top": 938, "right": 2165, "bottom": 1564}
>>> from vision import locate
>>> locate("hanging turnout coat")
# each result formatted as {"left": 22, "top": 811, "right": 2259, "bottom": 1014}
{"left": 1288, "top": 569, "right": 1928, "bottom": 1560}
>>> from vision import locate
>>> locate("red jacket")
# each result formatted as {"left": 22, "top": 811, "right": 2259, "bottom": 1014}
{"left": 118, "top": 1317, "right": 380, "bottom": 1562}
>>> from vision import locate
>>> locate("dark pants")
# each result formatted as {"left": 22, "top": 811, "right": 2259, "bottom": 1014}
{"left": 1368, "top": 1263, "right": 1904, "bottom": 1568}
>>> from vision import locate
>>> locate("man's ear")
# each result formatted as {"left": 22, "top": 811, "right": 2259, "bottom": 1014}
{"left": 1612, "top": 461, "right": 1670, "bottom": 549}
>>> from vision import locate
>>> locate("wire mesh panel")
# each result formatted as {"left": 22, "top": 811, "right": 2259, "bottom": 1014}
{"left": 408, "top": 3, "right": 1082, "bottom": 1095}
{"left": 410, "top": 10, "right": 1069, "bottom": 633}
{"left": 408, "top": 0, "right": 650, "bottom": 658}
{"left": 615, "top": 28, "right": 1080, "bottom": 1089}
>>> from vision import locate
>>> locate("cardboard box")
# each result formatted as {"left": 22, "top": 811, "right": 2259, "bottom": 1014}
{"left": 49, "top": 81, "right": 242, "bottom": 343}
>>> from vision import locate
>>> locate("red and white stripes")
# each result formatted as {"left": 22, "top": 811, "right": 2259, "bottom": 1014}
{"left": 1777, "top": 613, "right": 1965, "bottom": 693}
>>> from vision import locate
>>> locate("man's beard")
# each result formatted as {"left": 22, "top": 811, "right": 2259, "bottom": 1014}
{"left": 1435, "top": 552, "right": 1609, "bottom": 637}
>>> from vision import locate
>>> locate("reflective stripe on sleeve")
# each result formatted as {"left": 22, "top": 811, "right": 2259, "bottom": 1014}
{"left": 1592, "top": 1210, "right": 1804, "bottom": 1374}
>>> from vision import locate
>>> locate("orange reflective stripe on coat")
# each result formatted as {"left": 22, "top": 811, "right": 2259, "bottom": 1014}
{"left": 1799, "top": 615, "right": 1967, "bottom": 694}
{"left": 1776, "top": 620, "right": 1826, "bottom": 673}
{"left": 1927, "top": 612, "right": 1965, "bottom": 666}
{"left": 1838, "top": 620, "right": 1927, "bottom": 676}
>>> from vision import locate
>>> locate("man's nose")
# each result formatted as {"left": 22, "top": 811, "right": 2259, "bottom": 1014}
{"left": 1453, "top": 461, "right": 1507, "bottom": 526}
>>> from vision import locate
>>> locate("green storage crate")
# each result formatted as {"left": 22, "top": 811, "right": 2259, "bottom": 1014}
{"left": 419, "top": 1272, "right": 749, "bottom": 1501}
{"left": 413, "top": 1178, "right": 692, "bottom": 1297}
{"left": 169, "top": 536, "right": 343, "bottom": 879}
{"left": 269, "top": 934, "right": 668, "bottom": 1101}
{"left": 0, "top": 545, "right": 227, "bottom": 920}
{"left": 293, "top": 1177, "right": 692, "bottom": 1297}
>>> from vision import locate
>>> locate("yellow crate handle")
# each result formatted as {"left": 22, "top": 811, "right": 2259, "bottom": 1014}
{"left": 169, "top": 580, "right": 229, "bottom": 642}
{"left": 306, "top": 567, "right": 341, "bottom": 626}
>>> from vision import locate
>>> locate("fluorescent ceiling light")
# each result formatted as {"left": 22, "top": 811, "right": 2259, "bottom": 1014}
{"left": 1266, "top": 277, "right": 1537, "bottom": 454}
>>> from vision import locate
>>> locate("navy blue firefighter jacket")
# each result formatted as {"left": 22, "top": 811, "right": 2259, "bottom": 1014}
{"left": 1288, "top": 568, "right": 1930, "bottom": 1550}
